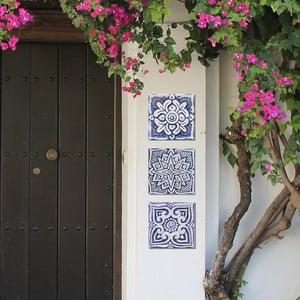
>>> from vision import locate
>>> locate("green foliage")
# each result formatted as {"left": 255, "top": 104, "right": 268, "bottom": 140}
{"left": 58, "top": 0, "right": 300, "bottom": 183}
{"left": 222, "top": 140, "right": 238, "bottom": 168}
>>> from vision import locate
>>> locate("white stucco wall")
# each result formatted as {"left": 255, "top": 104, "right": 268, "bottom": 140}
{"left": 122, "top": 27, "right": 207, "bottom": 300}
{"left": 218, "top": 53, "right": 300, "bottom": 300}
{"left": 121, "top": 3, "right": 300, "bottom": 300}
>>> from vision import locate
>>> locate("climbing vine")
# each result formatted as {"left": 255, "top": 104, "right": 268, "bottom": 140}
{"left": 2, "top": 0, "right": 300, "bottom": 298}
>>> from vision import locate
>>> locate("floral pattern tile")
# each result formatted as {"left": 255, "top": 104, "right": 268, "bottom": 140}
{"left": 148, "top": 94, "right": 195, "bottom": 140}
{"left": 148, "top": 148, "right": 195, "bottom": 195}
{"left": 148, "top": 202, "right": 196, "bottom": 249}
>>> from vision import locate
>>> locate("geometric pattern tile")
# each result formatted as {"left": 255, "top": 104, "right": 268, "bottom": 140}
{"left": 148, "top": 202, "right": 196, "bottom": 249}
{"left": 148, "top": 148, "right": 195, "bottom": 195}
{"left": 148, "top": 94, "right": 195, "bottom": 140}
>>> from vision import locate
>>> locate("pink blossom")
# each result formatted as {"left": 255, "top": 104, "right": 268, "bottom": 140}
{"left": 208, "top": 36, "right": 217, "bottom": 47}
{"left": 222, "top": 10, "right": 229, "bottom": 16}
{"left": 208, "top": 0, "right": 217, "bottom": 5}
{"left": 227, "top": 0, "right": 235, "bottom": 7}
{"left": 262, "top": 105, "right": 280, "bottom": 120}
{"left": 265, "top": 163, "right": 272, "bottom": 172}
{"left": 262, "top": 90, "right": 275, "bottom": 104}
{"left": 133, "top": 90, "right": 141, "bottom": 97}
{"left": 239, "top": 19, "right": 248, "bottom": 28}
{"left": 89, "top": 28, "right": 97, "bottom": 37}
{"left": 122, "top": 85, "right": 131, "bottom": 92}
{"left": 99, "top": 42, "right": 105, "bottom": 51}
{"left": 235, "top": 71, "right": 243, "bottom": 82}
{"left": 13, "top": 1, "right": 20, "bottom": 8}
{"left": 197, "top": 12, "right": 210, "bottom": 28}
{"left": 107, "top": 41, "right": 119, "bottom": 58}
{"left": 184, "top": 62, "right": 191, "bottom": 68}
{"left": 0, "top": 5, "right": 7, "bottom": 17}
{"left": 235, "top": 2, "right": 250, "bottom": 15}
{"left": 276, "top": 77, "right": 293, "bottom": 86}
{"left": 213, "top": 15, "right": 222, "bottom": 28}
{"left": 108, "top": 25, "right": 118, "bottom": 35}
{"left": 233, "top": 53, "right": 243, "bottom": 61}
{"left": 224, "top": 36, "right": 230, "bottom": 43}
{"left": 243, "top": 65, "right": 249, "bottom": 72}
{"left": 277, "top": 112, "right": 287, "bottom": 120}
{"left": 0, "top": 42, "right": 8, "bottom": 50}
{"left": 8, "top": 35, "right": 19, "bottom": 50}
{"left": 232, "top": 61, "right": 240, "bottom": 69}
{"left": 259, "top": 60, "right": 268, "bottom": 68}
{"left": 76, "top": 0, "right": 90, "bottom": 11}
{"left": 272, "top": 71, "right": 280, "bottom": 77}
{"left": 241, "top": 129, "right": 247, "bottom": 136}
{"left": 129, "top": 81, "right": 138, "bottom": 88}
{"left": 5, "top": 13, "right": 20, "bottom": 31}
{"left": 121, "top": 31, "right": 133, "bottom": 42}
{"left": 18, "top": 8, "right": 33, "bottom": 24}
{"left": 91, "top": 6, "right": 108, "bottom": 18}
{"left": 246, "top": 53, "right": 258, "bottom": 64}
{"left": 98, "top": 31, "right": 106, "bottom": 42}
{"left": 250, "top": 83, "right": 259, "bottom": 91}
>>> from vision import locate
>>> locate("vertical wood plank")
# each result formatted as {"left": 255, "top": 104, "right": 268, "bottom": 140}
{"left": 58, "top": 44, "right": 86, "bottom": 300}
{"left": 86, "top": 47, "right": 114, "bottom": 300}
{"left": 29, "top": 43, "right": 58, "bottom": 300}
{"left": 1, "top": 44, "right": 31, "bottom": 300}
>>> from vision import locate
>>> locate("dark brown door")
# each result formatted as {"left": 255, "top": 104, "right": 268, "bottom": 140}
{"left": 0, "top": 43, "right": 115, "bottom": 300}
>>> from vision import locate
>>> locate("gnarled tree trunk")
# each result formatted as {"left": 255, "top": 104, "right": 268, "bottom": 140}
{"left": 204, "top": 118, "right": 299, "bottom": 299}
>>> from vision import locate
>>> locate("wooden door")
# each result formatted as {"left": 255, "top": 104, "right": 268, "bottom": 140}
{"left": 0, "top": 43, "right": 117, "bottom": 300}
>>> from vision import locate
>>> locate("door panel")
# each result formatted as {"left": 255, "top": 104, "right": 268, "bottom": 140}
{"left": 58, "top": 44, "right": 86, "bottom": 300}
{"left": 0, "top": 43, "right": 115, "bottom": 300}
{"left": 86, "top": 50, "right": 114, "bottom": 299}
{"left": 30, "top": 44, "right": 58, "bottom": 300}
{"left": 1, "top": 43, "right": 31, "bottom": 300}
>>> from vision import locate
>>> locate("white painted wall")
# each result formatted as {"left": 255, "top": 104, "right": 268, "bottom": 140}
{"left": 122, "top": 3, "right": 300, "bottom": 300}
{"left": 218, "top": 53, "right": 300, "bottom": 300}
{"left": 122, "top": 27, "right": 207, "bottom": 300}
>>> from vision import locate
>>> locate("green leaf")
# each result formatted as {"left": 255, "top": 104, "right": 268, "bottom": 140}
{"left": 164, "top": 36, "right": 176, "bottom": 45}
{"left": 292, "top": 114, "right": 300, "bottom": 131}
{"left": 251, "top": 160, "right": 260, "bottom": 175}
{"left": 287, "top": 98, "right": 300, "bottom": 111}
{"left": 222, "top": 141, "right": 230, "bottom": 156}
{"left": 228, "top": 153, "right": 238, "bottom": 168}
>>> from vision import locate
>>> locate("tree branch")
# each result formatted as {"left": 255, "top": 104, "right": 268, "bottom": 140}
{"left": 204, "top": 118, "right": 252, "bottom": 299}
{"left": 258, "top": 203, "right": 296, "bottom": 243}
{"left": 265, "top": 134, "right": 300, "bottom": 209}
{"left": 225, "top": 175, "right": 300, "bottom": 284}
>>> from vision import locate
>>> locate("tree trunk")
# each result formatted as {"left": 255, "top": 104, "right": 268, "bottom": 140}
{"left": 204, "top": 119, "right": 252, "bottom": 299}
{"left": 204, "top": 118, "right": 300, "bottom": 299}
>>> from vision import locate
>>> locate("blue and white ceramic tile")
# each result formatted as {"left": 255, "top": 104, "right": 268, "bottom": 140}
{"left": 148, "top": 202, "right": 196, "bottom": 249}
{"left": 148, "top": 148, "right": 195, "bottom": 195}
{"left": 148, "top": 94, "right": 195, "bottom": 140}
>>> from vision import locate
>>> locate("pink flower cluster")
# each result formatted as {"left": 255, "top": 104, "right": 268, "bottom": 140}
{"left": 196, "top": 0, "right": 252, "bottom": 47}
{"left": 232, "top": 52, "right": 292, "bottom": 125}
{"left": 238, "top": 85, "right": 286, "bottom": 125}
{"left": 232, "top": 52, "right": 269, "bottom": 82}
{"left": 122, "top": 79, "right": 142, "bottom": 97}
{"left": 76, "top": 0, "right": 141, "bottom": 59}
{"left": 0, "top": 0, "right": 33, "bottom": 51}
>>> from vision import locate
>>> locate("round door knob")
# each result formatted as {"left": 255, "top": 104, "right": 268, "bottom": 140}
{"left": 46, "top": 149, "right": 58, "bottom": 161}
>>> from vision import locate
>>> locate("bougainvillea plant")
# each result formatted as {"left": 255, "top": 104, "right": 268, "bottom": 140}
{"left": 2, "top": 0, "right": 300, "bottom": 299}
{"left": 0, "top": 0, "right": 33, "bottom": 50}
